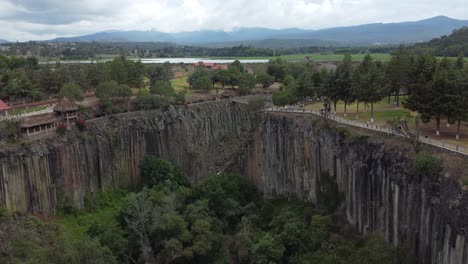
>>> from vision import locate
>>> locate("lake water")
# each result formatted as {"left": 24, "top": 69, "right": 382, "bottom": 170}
{"left": 39, "top": 58, "right": 270, "bottom": 64}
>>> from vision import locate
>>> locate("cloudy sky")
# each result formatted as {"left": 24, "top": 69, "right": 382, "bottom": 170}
{"left": 0, "top": 0, "right": 467, "bottom": 41}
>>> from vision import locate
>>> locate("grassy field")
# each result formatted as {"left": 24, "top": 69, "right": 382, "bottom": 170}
{"left": 172, "top": 76, "right": 189, "bottom": 92}
{"left": 10, "top": 105, "right": 47, "bottom": 115}
{"left": 304, "top": 98, "right": 468, "bottom": 147}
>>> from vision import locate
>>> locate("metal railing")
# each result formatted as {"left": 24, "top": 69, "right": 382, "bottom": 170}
{"left": 265, "top": 107, "right": 468, "bottom": 156}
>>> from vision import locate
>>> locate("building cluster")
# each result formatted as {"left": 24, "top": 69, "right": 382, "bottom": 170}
{"left": 0, "top": 98, "right": 79, "bottom": 137}
{"left": 194, "top": 62, "right": 228, "bottom": 70}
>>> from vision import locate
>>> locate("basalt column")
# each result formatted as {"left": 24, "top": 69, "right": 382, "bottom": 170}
{"left": 240, "top": 113, "right": 468, "bottom": 264}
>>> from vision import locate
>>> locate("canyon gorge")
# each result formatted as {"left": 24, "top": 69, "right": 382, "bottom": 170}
{"left": 0, "top": 100, "right": 467, "bottom": 264}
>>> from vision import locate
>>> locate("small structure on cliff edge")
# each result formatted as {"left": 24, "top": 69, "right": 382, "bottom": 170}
{"left": 0, "top": 100, "right": 11, "bottom": 117}
{"left": 19, "top": 113, "right": 57, "bottom": 136}
{"left": 53, "top": 98, "right": 78, "bottom": 125}
{"left": 194, "top": 62, "right": 228, "bottom": 70}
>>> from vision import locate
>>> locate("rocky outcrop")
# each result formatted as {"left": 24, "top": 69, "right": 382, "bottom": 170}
{"left": 0, "top": 101, "right": 255, "bottom": 214}
{"left": 239, "top": 113, "right": 468, "bottom": 264}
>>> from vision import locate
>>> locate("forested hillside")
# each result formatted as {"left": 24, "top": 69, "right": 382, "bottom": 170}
{"left": 413, "top": 27, "right": 468, "bottom": 56}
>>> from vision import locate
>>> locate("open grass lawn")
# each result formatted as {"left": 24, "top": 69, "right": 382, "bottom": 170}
{"left": 305, "top": 98, "right": 411, "bottom": 125}
{"left": 304, "top": 98, "right": 468, "bottom": 148}
{"left": 171, "top": 76, "right": 189, "bottom": 92}
{"left": 10, "top": 105, "right": 47, "bottom": 115}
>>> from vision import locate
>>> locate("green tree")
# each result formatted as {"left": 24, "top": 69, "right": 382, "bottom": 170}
{"left": 238, "top": 73, "right": 257, "bottom": 95}
{"left": 257, "top": 72, "right": 275, "bottom": 88}
{"left": 322, "top": 69, "right": 339, "bottom": 112}
{"left": 0, "top": 54, "right": 8, "bottom": 70}
{"left": 127, "top": 60, "right": 145, "bottom": 87}
{"left": 272, "top": 76, "right": 299, "bottom": 107}
{"left": 404, "top": 52, "right": 439, "bottom": 134}
{"left": 352, "top": 54, "right": 386, "bottom": 122}
{"left": 267, "top": 58, "right": 288, "bottom": 82}
{"left": 58, "top": 83, "right": 84, "bottom": 102}
{"left": 296, "top": 71, "right": 316, "bottom": 101}
{"left": 147, "top": 62, "right": 173, "bottom": 84}
{"left": 192, "top": 75, "right": 213, "bottom": 90}
{"left": 453, "top": 67, "right": 468, "bottom": 139}
{"left": 335, "top": 54, "right": 355, "bottom": 116}
{"left": 251, "top": 233, "right": 285, "bottom": 264}
{"left": 304, "top": 215, "right": 332, "bottom": 251}
{"left": 5, "top": 72, "right": 42, "bottom": 101}
{"left": 227, "top": 65, "right": 242, "bottom": 87}
{"left": 213, "top": 69, "right": 231, "bottom": 88}
{"left": 362, "top": 62, "right": 387, "bottom": 122}
{"left": 108, "top": 56, "right": 129, "bottom": 85}
{"left": 272, "top": 90, "right": 290, "bottom": 107}
{"left": 349, "top": 233, "right": 395, "bottom": 264}
{"left": 352, "top": 55, "right": 373, "bottom": 119}
{"left": 150, "top": 81, "right": 175, "bottom": 97}
{"left": 386, "top": 45, "right": 411, "bottom": 108}
{"left": 140, "top": 156, "right": 189, "bottom": 190}
{"left": 230, "top": 60, "right": 244, "bottom": 73}
{"left": 86, "top": 62, "right": 106, "bottom": 88}
{"left": 135, "top": 90, "right": 169, "bottom": 110}
{"left": 95, "top": 81, "right": 120, "bottom": 114}
{"left": 40, "top": 64, "right": 60, "bottom": 94}
{"left": 434, "top": 59, "right": 459, "bottom": 131}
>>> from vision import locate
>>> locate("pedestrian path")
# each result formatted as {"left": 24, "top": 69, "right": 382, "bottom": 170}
{"left": 265, "top": 106, "right": 468, "bottom": 156}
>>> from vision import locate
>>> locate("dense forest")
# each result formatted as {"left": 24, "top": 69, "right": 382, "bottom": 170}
{"left": 0, "top": 41, "right": 394, "bottom": 60}
{"left": 0, "top": 157, "right": 415, "bottom": 264}
{"left": 412, "top": 27, "right": 468, "bottom": 56}
{"left": 0, "top": 54, "right": 176, "bottom": 101}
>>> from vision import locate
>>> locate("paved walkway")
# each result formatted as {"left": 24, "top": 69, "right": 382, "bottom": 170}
{"left": 265, "top": 106, "right": 468, "bottom": 156}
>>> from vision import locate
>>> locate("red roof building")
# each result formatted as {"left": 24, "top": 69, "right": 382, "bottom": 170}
{"left": 194, "top": 62, "right": 228, "bottom": 71}
{"left": 0, "top": 100, "right": 11, "bottom": 111}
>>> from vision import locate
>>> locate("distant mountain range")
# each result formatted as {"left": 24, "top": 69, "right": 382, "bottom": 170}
{"left": 198, "top": 38, "right": 339, "bottom": 49}
{"left": 45, "top": 16, "right": 468, "bottom": 47}
{"left": 0, "top": 39, "right": 9, "bottom": 44}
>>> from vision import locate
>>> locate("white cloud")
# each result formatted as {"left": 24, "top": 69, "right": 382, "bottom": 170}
{"left": 0, "top": 0, "right": 467, "bottom": 41}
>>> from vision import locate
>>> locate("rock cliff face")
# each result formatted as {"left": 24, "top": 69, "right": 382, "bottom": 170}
{"left": 1, "top": 102, "right": 467, "bottom": 264}
{"left": 0, "top": 101, "right": 255, "bottom": 214}
{"left": 240, "top": 113, "right": 468, "bottom": 264}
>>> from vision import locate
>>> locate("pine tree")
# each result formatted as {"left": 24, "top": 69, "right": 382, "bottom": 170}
{"left": 452, "top": 67, "right": 468, "bottom": 139}
{"left": 322, "top": 70, "right": 339, "bottom": 113}
{"left": 430, "top": 61, "right": 455, "bottom": 134}
{"left": 352, "top": 54, "right": 375, "bottom": 119}
{"left": 404, "top": 53, "right": 438, "bottom": 134}
{"left": 335, "top": 54, "right": 354, "bottom": 116}
{"left": 386, "top": 45, "right": 411, "bottom": 108}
